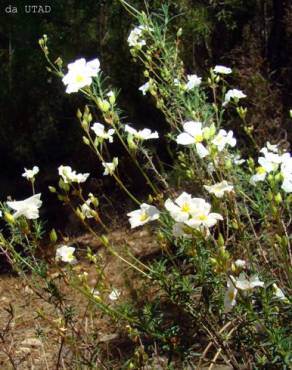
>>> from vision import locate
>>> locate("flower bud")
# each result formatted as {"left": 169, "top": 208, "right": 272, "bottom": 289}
{"left": 83, "top": 136, "right": 90, "bottom": 146}
{"left": 4, "top": 212, "right": 15, "bottom": 224}
{"left": 217, "top": 234, "right": 225, "bottom": 247}
{"left": 48, "top": 186, "right": 56, "bottom": 193}
{"left": 97, "top": 98, "right": 110, "bottom": 113}
{"left": 76, "top": 109, "right": 82, "bottom": 120}
{"left": 100, "top": 235, "right": 109, "bottom": 246}
{"left": 275, "top": 192, "right": 282, "bottom": 204}
{"left": 49, "top": 228, "right": 58, "bottom": 243}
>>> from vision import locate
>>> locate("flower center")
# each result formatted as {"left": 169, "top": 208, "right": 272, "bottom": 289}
{"left": 194, "top": 134, "right": 203, "bottom": 143}
{"left": 139, "top": 212, "right": 149, "bottom": 222}
{"left": 181, "top": 203, "right": 190, "bottom": 213}
{"left": 257, "top": 166, "right": 266, "bottom": 175}
{"left": 75, "top": 74, "right": 85, "bottom": 83}
{"left": 198, "top": 213, "right": 207, "bottom": 221}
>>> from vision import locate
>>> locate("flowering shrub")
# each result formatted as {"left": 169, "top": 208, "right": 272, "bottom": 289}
{"left": 0, "top": 1, "right": 291, "bottom": 368}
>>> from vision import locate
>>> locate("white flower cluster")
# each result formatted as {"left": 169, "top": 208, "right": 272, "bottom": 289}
{"left": 176, "top": 121, "right": 236, "bottom": 158}
{"left": 62, "top": 58, "right": 100, "bottom": 94}
{"left": 165, "top": 192, "right": 223, "bottom": 236}
{"left": 250, "top": 142, "right": 292, "bottom": 193}
{"left": 126, "top": 191, "right": 223, "bottom": 238}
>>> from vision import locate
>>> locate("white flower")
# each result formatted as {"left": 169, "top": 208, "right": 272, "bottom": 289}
{"left": 165, "top": 192, "right": 199, "bottom": 222}
{"left": 281, "top": 175, "right": 292, "bottom": 193}
{"left": 204, "top": 181, "right": 233, "bottom": 198}
{"left": 139, "top": 81, "right": 150, "bottom": 95}
{"left": 58, "top": 165, "right": 89, "bottom": 184}
{"left": 56, "top": 245, "right": 76, "bottom": 264}
{"left": 234, "top": 272, "right": 264, "bottom": 290}
{"left": 234, "top": 259, "right": 247, "bottom": 269}
{"left": 91, "top": 122, "right": 115, "bottom": 142}
{"left": 265, "top": 142, "right": 278, "bottom": 153}
{"left": 250, "top": 146, "right": 283, "bottom": 185}
{"left": 91, "top": 288, "right": 100, "bottom": 298}
{"left": 172, "top": 223, "right": 192, "bottom": 238}
{"left": 212, "top": 129, "right": 236, "bottom": 151}
{"left": 213, "top": 65, "right": 232, "bottom": 74}
{"left": 173, "top": 78, "right": 180, "bottom": 86}
{"left": 125, "top": 124, "right": 159, "bottom": 140}
{"left": 102, "top": 157, "right": 118, "bottom": 176}
{"left": 250, "top": 167, "right": 268, "bottom": 184}
{"left": 272, "top": 283, "right": 287, "bottom": 302}
{"left": 127, "top": 203, "right": 160, "bottom": 228}
{"left": 224, "top": 278, "right": 238, "bottom": 313}
{"left": 224, "top": 89, "right": 246, "bottom": 105}
{"left": 281, "top": 153, "right": 292, "bottom": 192}
{"left": 22, "top": 166, "right": 39, "bottom": 180}
{"left": 128, "top": 25, "right": 146, "bottom": 48}
{"left": 176, "top": 121, "right": 209, "bottom": 158}
{"left": 81, "top": 201, "right": 94, "bottom": 219}
{"left": 185, "top": 198, "right": 223, "bottom": 229}
{"left": 186, "top": 74, "right": 202, "bottom": 90}
{"left": 233, "top": 154, "right": 245, "bottom": 165}
{"left": 62, "top": 58, "right": 100, "bottom": 93}
{"left": 109, "top": 288, "right": 121, "bottom": 301}
{"left": 7, "top": 193, "right": 42, "bottom": 220}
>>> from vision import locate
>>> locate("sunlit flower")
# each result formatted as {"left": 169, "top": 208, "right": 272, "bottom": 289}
{"left": 250, "top": 167, "right": 268, "bottom": 184}
{"left": 58, "top": 165, "right": 89, "bottom": 183}
{"left": 102, "top": 157, "right": 118, "bottom": 176}
{"left": 91, "top": 122, "right": 115, "bottom": 142}
{"left": 128, "top": 25, "right": 146, "bottom": 48}
{"left": 234, "top": 273, "right": 264, "bottom": 290}
{"left": 62, "top": 58, "right": 100, "bottom": 93}
{"left": 56, "top": 245, "right": 76, "bottom": 264}
{"left": 81, "top": 200, "right": 94, "bottom": 219}
{"left": 22, "top": 166, "right": 39, "bottom": 180}
{"left": 224, "top": 89, "right": 246, "bottom": 105}
{"left": 213, "top": 65, "right": 232, "bottom": 74}
{"left": 250, "top": 146, "right": 283, "bottom": 185}
{"left": 127, "top": 203, "right": 160, "bottom": 228}
{"left": 176, "top": 121, "right": 209, "bottom": 158}
{"left": 125, "top": 124, "right": 159, "bottom": 140}
{"left": 109, "top": 288, "right": 121, "bottom": 301}
{"left": 139, "top": 81, "right": 150, "bottom": 95}
{"left": 204, "top": 180, "right": 233, "bottom": 198}
{"left": 186, "top": 74, "right": 202, "bottom": 90}
{"left": 7, "top": 193, "right": 42, "bottom": 220}
{"left": 185, "top": 198, "right": 223, "bottom": 229}
{"left": 212, "top": 129, "right": 236, "bottom": 151}
{"left": 165, "top": 192, "right": 199, "bottom": 222}
{"left": 272, "top": 283, "right": 287, "bottom": 302}
{"left": 224, "top": 278, "right": 238, "bottom": 313}
{"left": 234, "top": 259, "right": 247, "bottom": 269}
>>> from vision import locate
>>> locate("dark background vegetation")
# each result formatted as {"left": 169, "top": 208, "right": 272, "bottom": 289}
{"left": 0, "top": 0, "right": 291, "bottom": 226}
